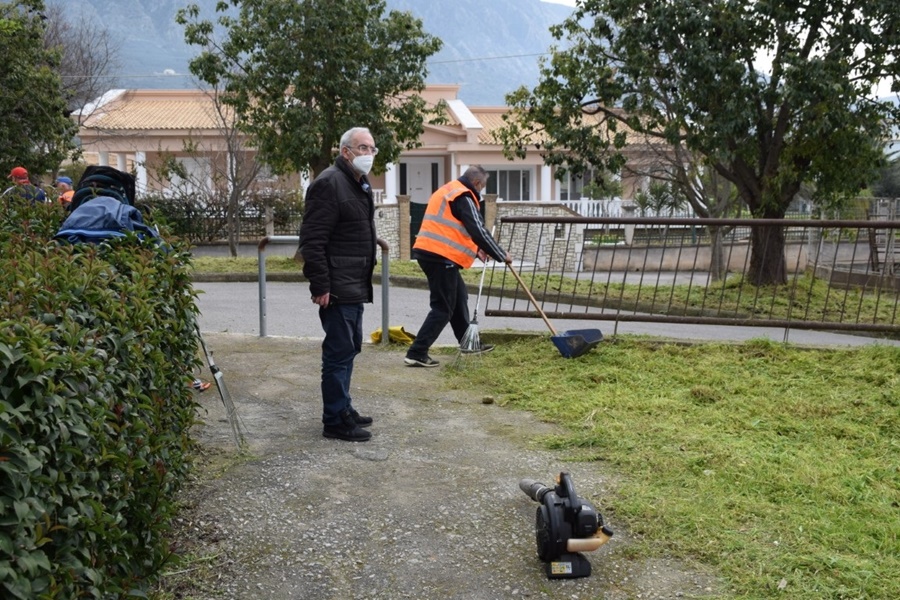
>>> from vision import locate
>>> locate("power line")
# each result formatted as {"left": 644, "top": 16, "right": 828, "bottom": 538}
{"left": 429, "top": 52, "right": 549, "bottom": 65}
{"left": 58, "top": 51, "right": 555, "bottom": 80}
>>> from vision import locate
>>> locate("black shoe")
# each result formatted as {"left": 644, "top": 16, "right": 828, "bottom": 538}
{"left": 461, "top": 343, "right": 495, "bottom": 355}
{"left": 349, "top": 408, "right": 373, "bottom": 427}
{"left": 323, "top": 409, "right": 372, "bottom": 442}
{"left": 404, "top": 355, "right": 440, "bottom": 367}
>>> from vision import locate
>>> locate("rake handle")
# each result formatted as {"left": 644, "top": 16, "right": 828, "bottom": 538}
{"left": 507, "top": 263, "right": 559, "bottom": 336}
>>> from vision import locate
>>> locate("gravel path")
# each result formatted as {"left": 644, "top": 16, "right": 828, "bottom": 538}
{"left": 169, "top": 333, "right": 721, "bottom": 599}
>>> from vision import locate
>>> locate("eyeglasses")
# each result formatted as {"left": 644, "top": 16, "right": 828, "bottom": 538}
{"left": 349, "top": 144, "right": 379, "bottom": 156}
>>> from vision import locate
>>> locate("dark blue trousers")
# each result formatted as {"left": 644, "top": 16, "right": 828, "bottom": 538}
{"left": 318, "top": 302, "right": 364, "bottom": 427}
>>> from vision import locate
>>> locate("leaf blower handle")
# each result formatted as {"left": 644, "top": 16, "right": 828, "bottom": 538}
{"left": 566, "top": 526, "right": 614, "bottom": 553}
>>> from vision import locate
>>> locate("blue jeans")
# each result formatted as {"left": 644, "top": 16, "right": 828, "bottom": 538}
{"left": 318, "top": 302, "right": 364, "bottom": 427}
{"left": 406, "top": 259, "right": 469, "bottom": 359}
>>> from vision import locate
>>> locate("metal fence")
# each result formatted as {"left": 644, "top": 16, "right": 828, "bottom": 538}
{"left": 483, "top": 215, "right": 900, "bottom": 335}
{"left": 152, "top": 195, "right": 304, "bottom": 243}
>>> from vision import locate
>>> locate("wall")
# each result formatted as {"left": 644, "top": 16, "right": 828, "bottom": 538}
{"left": 580, "top": 240, "right": 873, "bottom": 274}
{"left": 496, "top": 202, "right": 584, "bottom": 271}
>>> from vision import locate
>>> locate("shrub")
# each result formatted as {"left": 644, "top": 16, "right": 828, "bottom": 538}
{"left": 148, "top": 189, "right": 303, "bottom": 243}
{"left": 0, "top": 199, "right": 200, "bottom": 598}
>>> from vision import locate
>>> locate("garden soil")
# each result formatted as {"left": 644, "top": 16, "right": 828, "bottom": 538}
{"left": 170, "top": 333, "right": 722, "bottom": 599}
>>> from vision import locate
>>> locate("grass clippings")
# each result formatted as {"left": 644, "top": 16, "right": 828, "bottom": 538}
{"left": 448, "top": 337, "right": 900, "bottom": 599}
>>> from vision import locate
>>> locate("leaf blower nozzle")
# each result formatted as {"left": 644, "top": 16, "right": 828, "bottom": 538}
{"left": 519, "top": 479, "right": 554, "bottom": 502}
{"left": 519, "top": 472, "right": 613, "bottom": 579}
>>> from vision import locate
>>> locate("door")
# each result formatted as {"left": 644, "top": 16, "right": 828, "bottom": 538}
{"left": 405, "top": 160, "right": 440, "bottom": 246}
{"left": 407, "top": 162, "right": 435, "bottom": 205}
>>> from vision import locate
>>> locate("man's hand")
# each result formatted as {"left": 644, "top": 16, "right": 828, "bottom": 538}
{"left": 477, "top": 249, "right": 487, "bottom": 263}
{"left": 311, "top": 292, "right": 330, "bottom": 307}
{"left": 504, "top": 252, "right": 512, "bottom": 264}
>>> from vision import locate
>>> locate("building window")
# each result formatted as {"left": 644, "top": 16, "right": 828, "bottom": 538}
{"left": 167, "top": 156, "right": 212, "bottom": 196}
{"left": 559, "top": 168, "right": 596, "bottom": 201}
{"left": 559, "top": 167, "right": 622, "bottom": 200}
{"left": 484, "top": 168, "right": 531, "bottom": 201}
{"left": 257, "top": 163, "right": 278, "bottom": 182}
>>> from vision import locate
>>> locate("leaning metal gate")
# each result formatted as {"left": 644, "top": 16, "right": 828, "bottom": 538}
{"left": 481, "top": 216, "right": 900, "bottom": 336}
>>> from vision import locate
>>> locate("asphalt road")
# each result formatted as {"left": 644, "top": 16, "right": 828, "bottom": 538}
{"left": 194, "top": 280, "right": 898, "bottom": 348}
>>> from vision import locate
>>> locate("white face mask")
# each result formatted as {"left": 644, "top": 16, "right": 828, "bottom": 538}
{"left": 350, "top": 153, "right": 375, "bottom": 175}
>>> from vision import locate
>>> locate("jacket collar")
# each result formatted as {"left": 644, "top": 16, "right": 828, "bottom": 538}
{"left": 335, "top": 156, "right": 372, "bottom": 193}
{"left": 458, "top": 175, "right": 481, "bottom": 201}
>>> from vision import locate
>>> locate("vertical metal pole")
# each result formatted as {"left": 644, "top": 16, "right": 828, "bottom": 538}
{"left": 378, "top": 239, "right": 390, "bottom": 345}
{"left": 257, "top": 236, "right": 300, "bottom": 339}
{"left": 258, "top": 240, "right": 268, "bottom": 338}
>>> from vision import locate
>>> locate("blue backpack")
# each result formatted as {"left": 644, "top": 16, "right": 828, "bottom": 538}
{"left": 55, "top": 166, "right": 158, "bottom": 244}
{"left": 55, "top": 196, "right": 158, "bottom": 243}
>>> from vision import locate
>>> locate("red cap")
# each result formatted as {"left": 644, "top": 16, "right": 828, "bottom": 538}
{"left": 9, "top": 166, "right": 29, "bottom": 181}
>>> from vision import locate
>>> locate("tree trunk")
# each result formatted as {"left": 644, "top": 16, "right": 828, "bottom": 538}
{"left": 748, "top": 224, "right": 787, "bottom": 285}
{"left": 227, "top": 190, "right": 241, "bottom": 257}
{"left": 708, "top": 225, "right": 727, "bottom": 281}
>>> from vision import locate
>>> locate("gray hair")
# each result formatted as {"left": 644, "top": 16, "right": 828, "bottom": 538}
{"left": 340, "top": 127, "right": 372, "bottom": 149}
{"left": 463, "top": 165, "right": 488, "bottom": 181}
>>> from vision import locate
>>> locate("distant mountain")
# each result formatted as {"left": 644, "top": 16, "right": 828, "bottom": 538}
{"left": 60, "top": 0, "right": 576, "bottom": 106}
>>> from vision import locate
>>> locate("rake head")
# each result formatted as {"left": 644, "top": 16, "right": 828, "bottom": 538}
{"left": 459, "top": 318, "right": 481, "bottom": 353}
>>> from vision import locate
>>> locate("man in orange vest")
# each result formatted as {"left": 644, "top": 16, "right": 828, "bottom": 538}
{"left": 405, "top": 165, "right": 511, "bottom": 368}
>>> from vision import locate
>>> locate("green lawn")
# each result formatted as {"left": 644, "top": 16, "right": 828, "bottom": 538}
{"left": 443, "top": 338, "right": 900, "bottom": 599}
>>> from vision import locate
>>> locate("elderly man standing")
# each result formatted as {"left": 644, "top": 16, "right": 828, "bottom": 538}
{"left": 299, "top": 127, "right": 378, "bottom": 442}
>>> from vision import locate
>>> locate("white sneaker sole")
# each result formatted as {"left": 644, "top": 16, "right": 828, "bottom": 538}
{"left": 404, "top": 357, "right": 440, "bottom": 368}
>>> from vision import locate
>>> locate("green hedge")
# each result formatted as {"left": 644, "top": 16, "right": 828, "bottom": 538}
{"left": 0, "top": 200, "right": 200, "bottom": 598}
{"left": 149, "top": 190, "right": 304, "bottom": 243}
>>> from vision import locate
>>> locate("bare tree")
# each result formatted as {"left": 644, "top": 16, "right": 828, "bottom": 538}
{"left": 205, "top": 85, "right": 265, "bottom": 257}
{"left": 145, "top": 86, "right": 266, "bottom": 256}
{"left": 43, "top": 2, "right": 122, "bottom": 124}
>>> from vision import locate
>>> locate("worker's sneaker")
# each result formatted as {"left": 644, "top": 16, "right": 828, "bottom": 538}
{"left": 461, "top": 343, "right": 495, "bottom": 355}
{"left": 323, "top": 409, "right": 371, "bottom": 442}
{"left": 404, "top": 355, "right": 440, "bottom": 368}
{"left": 348, "top": 407, "right": 373, "bottom": 427}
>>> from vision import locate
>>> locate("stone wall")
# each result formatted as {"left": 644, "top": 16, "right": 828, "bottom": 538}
{"left": 495, "top": 202, "right": 584, "bottom": 271}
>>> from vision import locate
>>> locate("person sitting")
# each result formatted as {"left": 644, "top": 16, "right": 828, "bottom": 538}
{"left": 2, "top": 166, "right": 47, "bottom": 203}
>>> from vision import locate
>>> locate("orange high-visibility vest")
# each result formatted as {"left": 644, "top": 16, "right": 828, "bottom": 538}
{"left": 413, "top": 181, "right": 480, "bottom": 268}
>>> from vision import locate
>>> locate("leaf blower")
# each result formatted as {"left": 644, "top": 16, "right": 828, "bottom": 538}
{"left": 519, "top": 472, "right": 613, "bottom": 579}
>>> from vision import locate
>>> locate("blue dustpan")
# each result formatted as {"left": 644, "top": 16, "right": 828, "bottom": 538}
{"left": 508, "top": 264, "right": 603, "bottom": 359}
{"left": 551, "top": 328, "right": 604, "bottom": 358}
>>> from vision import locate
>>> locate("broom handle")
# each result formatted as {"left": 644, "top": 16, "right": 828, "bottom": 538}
{"left": 507, "top": 263, "right": 559, "bottom": 336}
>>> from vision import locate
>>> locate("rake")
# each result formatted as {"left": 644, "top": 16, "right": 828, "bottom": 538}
{"left": 458, "top": 256, "right": 489, "bottom": 355}
{"left": 195, "top": 323, "right": 247, "bottom": 448}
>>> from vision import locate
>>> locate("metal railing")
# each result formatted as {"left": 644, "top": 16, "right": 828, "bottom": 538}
{"left": 256, "top": 236, "right": 390, "bottom": 340}
{"left": 484, "top": 216, "right": 900, "bottom": 336}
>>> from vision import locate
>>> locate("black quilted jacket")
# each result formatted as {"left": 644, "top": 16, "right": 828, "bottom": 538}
{"left": 299, "top": 157, "right": 376, "bottom": 304}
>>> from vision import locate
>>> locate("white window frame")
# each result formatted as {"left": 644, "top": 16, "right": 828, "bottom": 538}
{"left": 484, "top": 167, "right": 533, "bottom": 201}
